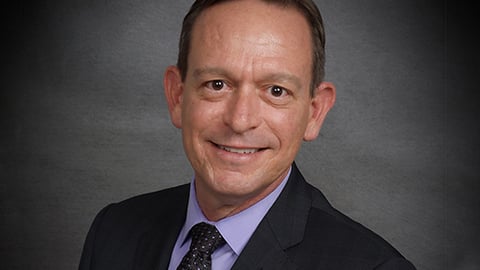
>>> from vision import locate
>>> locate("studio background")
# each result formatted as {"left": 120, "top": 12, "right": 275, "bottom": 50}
{"left": 2, "top": 1, "right": 478, "bottom": 269}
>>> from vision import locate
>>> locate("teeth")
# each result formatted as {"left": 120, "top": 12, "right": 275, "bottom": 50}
{"left": 219, "top": 145, "right": 259, "bottom": 154}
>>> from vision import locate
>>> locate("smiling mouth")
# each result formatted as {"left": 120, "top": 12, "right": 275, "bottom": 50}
{"left": 216, "top": 144, "right": 264, "bottom": 154}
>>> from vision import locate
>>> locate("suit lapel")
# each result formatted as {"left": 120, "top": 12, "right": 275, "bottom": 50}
{"left": 133, "top": 184, "right": 190, "bottom": 270}
{"left": 230, "top": 222, "right": 299, "bottom": 270}
{"left": 232, "top": 163, "right": 312, "bottom": 270}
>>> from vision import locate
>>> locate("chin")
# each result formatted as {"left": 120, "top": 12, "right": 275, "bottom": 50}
{"left": 213, "top": 177, "right": 271, "bottom": 198}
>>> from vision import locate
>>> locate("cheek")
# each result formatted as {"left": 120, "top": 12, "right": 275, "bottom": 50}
{"left": 182, "top": 99, "right": 224, "bottom": 137}
{"left": 182, "top": 97, "right": 205, "bottom": 124}
{"left": 269, "top": 107, "right": 309, "bottom": 137}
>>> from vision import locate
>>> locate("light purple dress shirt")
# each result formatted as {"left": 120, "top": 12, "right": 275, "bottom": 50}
{"left": 168, "top": 167, "right": 291, "bottom": 270}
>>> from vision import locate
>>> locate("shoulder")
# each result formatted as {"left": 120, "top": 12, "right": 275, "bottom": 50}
{"left": 79, "top": 184, "right": 190, "bottom": 269}
{"left": 108, "top": 184, "right": 190, "bottom": 213}
{"left": 84, "top": 184, "right": 190, "bottom": 248}
{"left": 98, "top": 183, "right": 190, "bottom": 223}
{"left": 294, "top": 182, "right": 415, "bottom": 269}
{"left": 86, "top": 184, "right": 190, "bottom": 239}
{"left": 308, "top": 185, "right": 401, "bottom": 256}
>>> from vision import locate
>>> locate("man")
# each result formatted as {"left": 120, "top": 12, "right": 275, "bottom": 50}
{"left": 79, "top": 0, "right": 416, "bottom": 269}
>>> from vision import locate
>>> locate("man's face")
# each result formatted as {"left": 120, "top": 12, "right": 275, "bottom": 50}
{"left": 165, "top": 0, "right": 334, "bottom": 213}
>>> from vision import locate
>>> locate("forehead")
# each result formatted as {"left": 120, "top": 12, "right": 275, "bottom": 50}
{"left": 193, "top": 1, "right": 311, "bottom": 45}
{"left": 188, "top": 0, "right": 313, "bottom": 76}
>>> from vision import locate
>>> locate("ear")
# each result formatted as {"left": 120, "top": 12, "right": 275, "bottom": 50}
{"left": 303, "top": 81, "right": 336, "bottom": 141}
{"left": 164, "top": 65, "right": 184, "bottom": 128}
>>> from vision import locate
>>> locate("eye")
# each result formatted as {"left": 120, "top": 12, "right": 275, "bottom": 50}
{"left": 269, "top": 85, "right": 287, "bottom": 97}
{"left": 206, "top": 80, "right": 226, "bottom": 91}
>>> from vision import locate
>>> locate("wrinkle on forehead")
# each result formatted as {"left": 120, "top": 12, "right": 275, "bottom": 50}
{"left": 192, "top": 1, "right": 311, "bottom": 52}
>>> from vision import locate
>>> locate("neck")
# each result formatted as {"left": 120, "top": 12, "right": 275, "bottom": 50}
{"left": 195, "top": 176, "right": 286, "bottom": 222}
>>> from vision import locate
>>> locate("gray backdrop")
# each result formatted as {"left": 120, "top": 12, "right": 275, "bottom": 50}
{"left": 2, "top": 1, "right": 479, "bottom": 269}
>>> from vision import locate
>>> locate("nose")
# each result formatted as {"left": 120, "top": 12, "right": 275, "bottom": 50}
{"left": 223, "top": 86, "right": 261, "bottom": 133}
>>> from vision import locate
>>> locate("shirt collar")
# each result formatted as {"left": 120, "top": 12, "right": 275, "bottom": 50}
{"left": 178, "top": 167, "right": 291, "bottom": 255}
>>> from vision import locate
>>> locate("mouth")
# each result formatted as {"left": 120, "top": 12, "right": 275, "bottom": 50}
{"left": 215, "top": 144, "right": 265, "bottom": 154}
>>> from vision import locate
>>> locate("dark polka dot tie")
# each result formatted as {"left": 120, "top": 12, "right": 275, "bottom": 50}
{"left": 177, "top": 222, "right": 226, "bottom": 270}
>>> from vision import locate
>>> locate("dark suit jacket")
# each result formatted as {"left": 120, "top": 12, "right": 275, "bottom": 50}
{"left": 79, "top": 163, "right": 416, "bottom": 269}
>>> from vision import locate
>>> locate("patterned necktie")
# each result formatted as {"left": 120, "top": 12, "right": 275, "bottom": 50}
{"left": 177, "top": 222, "right": 226, "bottom": 270}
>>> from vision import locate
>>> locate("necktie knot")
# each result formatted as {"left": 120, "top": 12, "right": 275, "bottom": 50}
{"left": 177, "top": 222, "right": 226, "bottom": 270}
{"left": 189, "top": 222, "right": 225, "bottom": 255}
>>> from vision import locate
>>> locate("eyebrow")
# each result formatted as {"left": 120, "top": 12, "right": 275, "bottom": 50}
{"left": 264, "top": 73, "right": 303, "bottom": 90}
{"left": 192, "top": 67, "right": 229, "bottom": 79}
{"left": 192, "top": 67, "right": 303, "bottom": 90}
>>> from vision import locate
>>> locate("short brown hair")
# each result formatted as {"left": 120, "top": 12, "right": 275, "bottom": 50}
{"left": 176, "top": 0, "right": 326, "bottom": 95}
